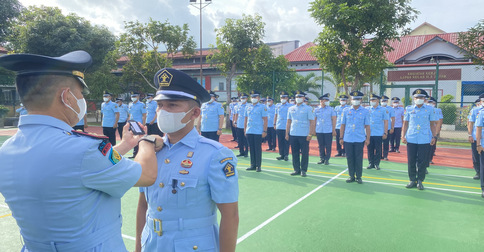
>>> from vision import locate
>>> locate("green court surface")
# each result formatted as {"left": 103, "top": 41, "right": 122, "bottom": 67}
{"left": 1, "top": 136, "right": 484, "bottom": 251}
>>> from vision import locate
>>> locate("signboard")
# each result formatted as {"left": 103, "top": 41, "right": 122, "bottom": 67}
{"left": 388, "top": 69, "right": 461, "bottom": 82}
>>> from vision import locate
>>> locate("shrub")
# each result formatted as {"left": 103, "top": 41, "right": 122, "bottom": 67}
{"left": 439, "top": 103, "right": 457, "bottom": 124}
{"left": 0, "top": 105, "right": 9, "bottom": 117}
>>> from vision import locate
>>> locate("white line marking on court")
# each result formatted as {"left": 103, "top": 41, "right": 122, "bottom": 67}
{"left": 0, "top": 203, "right": 9, "bottom": 209}
{"left": 236, "top": 168, "right": 348, "bottom": 244}
{"left": 122, "top": 234, "right": 136, "bottom": 241}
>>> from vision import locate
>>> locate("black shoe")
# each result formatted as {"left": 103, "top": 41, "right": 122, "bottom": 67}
{"left": 406, "top": 181, "right": 417, "bottom": 188}
{"left": 284, "top": 157, "right": 288, "bottom": 161}
{"left": 375, "top": 165, "right": 380, "bottom": 170}
{"left": 417, "top": 180, "right": 424, "bottom": 190}
{"left": 236, "top": 154, "right": 245, "bottom": 157}
{"left": 246, "top": 167, "right": 256, "bottom": 171}
{"left": 234, "top": 146, "right": 239, "bottom": 148}
{"left": 473, "top": 173, "right": 480, "bottom": 180}
{"left": 324, "top": 160, "right": 329, "bottom": 165}
{"left": 290, "top": 172, "right": 301, "bottom": 176}
{"left": 367, "top": 165, "right": 374, "bottom": 169}
{"left": 335, "top": 153, "right": 342, "bottom": 157}
{"left": 396, "top": 150, "right": 400, "bottom": 153}
{"left": 317, "top": 159, "right": 325, "bottom": 164}
{"left": 429, "top": 161, "right": 434, "bottom": 164}
{"left": 389, "top": 149, "right": 395, "bottom": 152}
{"left": 356, "top": 178, "right": 363, "bottom": 184}
{"left": 266, "top": 148, "right": 272, "bottom": 151}
{"left": 342, "top": 153, "right": 346, "bottom": 157}
{"left": 276, "top": 156, "right": 284, "bottom": 160}
{"left": 301, "top": 171, "right": 307, "bottom": 177}
{"left": 256, "top": 167, "right": 261, "bottom": 172}
{"left": 384, "top": 158, "right": 389, "bottom": 161}
{"left": 346, "top": 177, "right": 355, "bottom": 183}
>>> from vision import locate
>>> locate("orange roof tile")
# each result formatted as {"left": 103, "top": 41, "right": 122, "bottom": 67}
{"left": 285, "top": 42, "right": 317, "bottom": 62}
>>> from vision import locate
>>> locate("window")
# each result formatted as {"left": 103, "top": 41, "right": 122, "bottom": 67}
{"left": 219, "top": 82, "right": 225, "bottom": 91}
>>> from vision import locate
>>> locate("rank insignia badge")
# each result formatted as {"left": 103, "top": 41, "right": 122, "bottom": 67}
{"left": 187, "top": 152, "right": 194, "bottom": 158}
{"left": 219, "top": 157, "right": 233, "bottom": 164}
{"left": 181, "top": 159, "right": 193, "bottom": 168}
{"left": 223, "top": 163, "right": 235, "bottom": 177}
{"left": 179, "top": 170, "right": 189, "bottom": 175}
{"left": 98, "top": 141, "right": 112, "bottom": 156}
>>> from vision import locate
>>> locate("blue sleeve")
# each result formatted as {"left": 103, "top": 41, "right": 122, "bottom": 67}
{"left": 208, "top": 147, "right": 239, "bottom": 203}
{"left": 430, "top": 108, "right": 438, "bottom": 121}
{"left": 404, "top": 109, "right": 410, "bottom": 121}
{"left": 364, "top": 110, "right": 370, "bottom": 125}
{"left": 262, "top": 106, "right": 268, "bottom": 117}
{"left": 218, "top": 104, "right": 224, "bottom": 116}
{"left": 390, "top": 108, "right": 395, "bottom": 118}
{"left": 308, "top": 107, "right": 315, "bottom": 120}
{"left": 331, "top": 108, "right": 336, "bottom": 116}
{"left": 384, "top": 110, "right": 390, "bottom": 121}
{"left": 287, "top": 108, "right": 292, "bottom": 120}
{"left": 477, "top": 113, "right": 484, "bottom": 127}
{"left": 341, "top": 110, "right": 346, "bottom": 125}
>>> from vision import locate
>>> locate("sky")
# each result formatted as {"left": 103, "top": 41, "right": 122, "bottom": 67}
{"left": 17, "top": 0, "right": 484, "bottom": 49}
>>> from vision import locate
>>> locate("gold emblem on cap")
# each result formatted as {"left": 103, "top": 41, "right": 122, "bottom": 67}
{"left": 157, "top": 69, "right": 173, "bottom": 87}
{"left": 72, "top": 70, "right": 84, "bottom": 79}
{"left": 416, "top": 89, "right": 421, "bottom": 94}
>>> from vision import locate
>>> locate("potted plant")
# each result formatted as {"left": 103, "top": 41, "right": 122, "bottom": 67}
{"left": 0, "top": 105, "right": 9, "bottom": 128}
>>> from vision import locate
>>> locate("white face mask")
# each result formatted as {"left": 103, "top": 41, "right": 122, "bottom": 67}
{"left": 340, "top": 101, "right": 346, "bottom": 105}
{"left": 131, "top": 97, "right": 138, "bottom": 102}
{"left": 429, "top": 103, "right": 436, "bottom": 107}
{"left": 324, "top": 101, "right": 330, "bottom": 106}
{"left": 281, "top": 99, "right": 287, "bottom": 104}
{"left": 209, "top": 97, "right": 215, "bottom": 103}
{"left": 251, "top": 98, "right": 259, "bottom": 104}
{"left": 146, "top": 98, "right": 152, "bottom": 103}
{"left": 392, "top": 103, "right": 399, "bottom": 107}
{"left": 62, "top": 90, "right": 86, "bottom": 123}
{"left": 268, "top": 101, "right": 273, "bottom": 106}
{"left": 290, "top": 101, "right": 295, "bottom": 104}
{"left": 103, "top": 97, "right": 110, "bottom": 102}
{"left": 414, "top": 99, "right": 424, "bottom": 105}
{"left": 370, "top": 101, "right": 377, "bottom": 106}
{"left": 157, "top": 108, "right": 193, "bottom": 134}
{"left": 381, "top": 102, "right": 387, "bottom": 106}
{"left": 295, "top": 98, "right": 304, "bottom": 104}
{"left": 240, "top": 98, "right": 247, "bottom": 103}
{"left": 351, "top": 100, "right": 361, "bottom": 106}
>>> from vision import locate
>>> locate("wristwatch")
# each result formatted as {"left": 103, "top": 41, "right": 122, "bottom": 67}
{"left": 138, "top": 135, "right": 156, "bottom": 144}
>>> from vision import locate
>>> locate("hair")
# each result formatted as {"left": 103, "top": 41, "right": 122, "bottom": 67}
{"left": 16, "top": 75, "right": 77, "bottom": 111}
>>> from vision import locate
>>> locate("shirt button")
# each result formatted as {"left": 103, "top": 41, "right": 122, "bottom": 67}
{"left": 164, "top": 159, "right": 170, "bottom": 164}
{"left": 159, "top": 182, "right": 164, "bottom": 188}
{"left": 180, "top": 182, "right": 185, "bottom": 187}
{"left": 157, "top": 206, "right": 162, "bottom": 212}
{"left": 193, "top": 246, "right": 198, "bottom": 250}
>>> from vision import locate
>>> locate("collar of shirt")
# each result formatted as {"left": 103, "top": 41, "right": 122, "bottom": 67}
{"left": 19, "top": 114, "right": 73, "bottom": 132}
{"left": 163, "top": 127, "right": 199, "bottom": 149}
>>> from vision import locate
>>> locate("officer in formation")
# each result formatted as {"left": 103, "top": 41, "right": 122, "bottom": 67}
{"left": 233, "top": 93, "right": 249, "bottom": 157}
{"left": 244, "top": 90, "right": 268, "bottom": 172}
{"left": 199, "top": 91, "right": 225, "bottom": 142}
{"left": 426, "top": 97, "right": 443, "bottom": 164}
{"left": 73, "top": 114, "right": 88, "bottom": 132}
{"left": 314, "top": 93, "right": 336, "bottom": 165}
{"left": 136, "top": 68, "right": 239, "bottom": 252}
{"left": 286, "top": 91, "right": 315, "bottom": 177}
{"left": 229, "top": 97, "right": 238, "bottom": 141}
{"left": 380, "top": 95, "right": 395, "bottom": 161}
{"left": 402, "top": 89, "right": 438, "bottom": 190}
{"left": 339, "top": 91, "right": 370, "bottom": 184}
{"left": 129, "top": 91, "right": 147, "bottom": 157}
{"left": 473, "top": 94, "right": 484, "bottom": 198}
{"left": 266, "top": 96, "right": 277, "bottom": 151}
{"left": 289, "top": 97, "right": 296, "bottom": 105}
{"left": 334, "top": 94, "right": 349, "bottom": 157}
{"left": 366, "top": 94, "right": 389, "bottom": 170}
{"left": 275, "top": 91, "right": 291, "bottom": 161}
{"left": 0, "top": 50, "right": 161, "bottom": 252}
{"left": 101, "top": 91, "right": 120, "bottom": 146}
{"left": 468, "top": 98, "right": 482, "bottom": 180}
{"left": 15, "top": 103, "right": 28, "bottom": 116}
{"left": 146, "top": 93, "right": 164, "bottom": 137}
{"left": 116, "top": 98, "right": 129, "bottom": 139}
{"left": 390, "top": 97, "right": 404, "bottom": 153}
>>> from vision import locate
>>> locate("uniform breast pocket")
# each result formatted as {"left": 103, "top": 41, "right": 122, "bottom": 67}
{"left": 169, "top": 176, "right": 199, "bottom": 207}
{"left": 174, "top": 233, "right": 216, "bottom": 252}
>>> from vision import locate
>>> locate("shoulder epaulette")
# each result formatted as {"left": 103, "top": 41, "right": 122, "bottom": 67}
{"left": 71, "top": 130, "right": 108, "bottom": 140}
{"left": 199, "top": 137, "right": 224, "bottom": 149}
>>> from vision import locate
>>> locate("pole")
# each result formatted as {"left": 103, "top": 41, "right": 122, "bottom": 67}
{"left": 434, "top": 60, "right": 439, "bottom": 101}
{"left": 272, "top": 71, "right": 275, "bottom": 99}
{"left": 379, "top": 71, "right": 384, "bottom": 96}
{"left": 199, "top": 0, "right": 203, "bottom": 87}
{"left": 321, "top": 70, "right": 324, "bottom": 96}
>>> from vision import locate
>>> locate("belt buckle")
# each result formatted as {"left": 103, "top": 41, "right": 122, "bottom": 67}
{"left": 153, "top": 218, "right": 163, "bottom": 236}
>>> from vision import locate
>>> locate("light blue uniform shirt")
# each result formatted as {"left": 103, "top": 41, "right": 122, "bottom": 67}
{"left": 101, "top": 101, "right": 119, "bottom": 127}
{"left": 341, "top": 106, "right": 371, "bottom": 143}
{"left": 287, "top": 104, "right": 315, "bottom": 136}
{"left": 468, "top": 106, "right": 482, "bottom": 140}
{"left": 244, "top": 103, "right": 268, "bottom": 134}
{"left": 146, "top": 100, "right": 158, "bottom": 124}
{"left": 315, "top": 105, "right": 336, "bottom": 133}
{"left": 16, "top": 107, "right": 28, "bottom": 115}
{"left": 118, "top": 103, "right": 129, "bottom": 123}
{"left": 201, "top": 101, "right": 224, "bottom": 132}
{"left": 367, "top": 106, "right": 389, "bottom": 136}
{"left": 404, "top": 104, "right": 439, "bottom": 144}
{"left": 474, "top": 108, "right": 484, "bottom": 146}
{"left": 435, "top": 107, "right": 443, "bottom": 120}
{"left": 266, "top": 104, "right": 276, "bottom": 127}
{"left": 139, "top": 128, "right": 238, "bottom": 252}
{"left": 393, "top": 106, "right": 405, "bottom": 128}
{"left": 129, "top": 101, "right": 147, "bottom": 123}
{"left": 382, "top": 106, "right": 395, "bottom": 130}
{"left": 229, "top": 102, "right": 236, "bottom": 121}
{"left": 236, "top": 103, "right": 248, "bottom": 129}
{"left": 0, "top": 115, "right": 142, "bottom": 252}
{"left": 275, "top": 102, "right": 291, "bottom": 130}
{"left": 335, "top": 104, "right": 349, "bottom": 129}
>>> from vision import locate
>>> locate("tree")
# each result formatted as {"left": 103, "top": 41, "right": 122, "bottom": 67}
{"left": 208, "top": 14, "right": 265, "bottom": 101}
{"left": 116, "top": 19, "right": 196, "bottom": 90}
{"left": 294, "top": 72, "right": 322, "bottom": 99}
{"left": 0, "top": 0, "right": 22, "bottom": 44}
{"left": 309, "top": 0, "right": 418, "bottom": 93}
{"left": 235, "top": 45, "right": 296, "bottom": 97}
{"left": 458, "top": 20, "right": 484, "bottom": 67}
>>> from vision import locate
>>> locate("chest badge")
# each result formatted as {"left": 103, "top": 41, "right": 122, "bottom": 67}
{"left": 179, "top": 170, "right": 189, "bottom": 175}
{"left": 181, "top": 159, "right": 193, "bottom": 168}
{"left": 187, "top": 152, "right": 194, "bottom": 158}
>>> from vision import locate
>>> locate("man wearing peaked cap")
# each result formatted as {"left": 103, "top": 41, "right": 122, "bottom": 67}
{"left": 380, "top": 95, "right": 395, "bottom": 161}
{"left": 274, "top": 91, "right": 291, "bottom": 161}
{"left": 402, "top": 88, "right": 439, "bottom": 190}
{"left": 229, "top": 97, "right": 238, "bottom": 142}
{"left": 474, "top": 93, "right": 484, "bottom": 197}
{"left": 233, "top": 93, "right": 249, "bottom": 156}
{"left": 244, "top": 90, "right": 268, "bottom": 172}
{"left": 101, "top": 90, "right": 120, "bottom": 146}
{"left": 426, "top": 97, "right": 443, "bottom": 166}
{"left": 366, "top": 94, "right": 388, "bottom": 170}
{"left": 145, "top": 93, "right": 164, "bottom": 138}
{"left": 198, "top": 90, "right": 225, "bottom": 142}
{"left": 137, "top": 68, "right": 239, "bottom": 252}
{"left": 128, "top": 91, "right": 147, "bottom": 158}
{"left": 334, "top": 94, "right": 349, "bottom": 157}
{"left": 314, "top": 93, "right": 336, "bottom": 165}
{"left": 390, "top": 97, "right": 404, "bottom": 153}
{"left": 468, "top": 96, "right": 484, "bottom": 182}
{"left": 340, "top": 90, "right": 370, "bottom": 183}
{"left": 0, "top": 51, "right": 161, "bottom": 252}
{"left": 266, "top": 96, "right": 277, "bottom": 151}
{"left": 116, "top": 98, "right": 129, "bottom": 139}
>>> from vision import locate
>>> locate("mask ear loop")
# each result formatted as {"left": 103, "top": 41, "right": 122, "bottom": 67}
{"left": 61, "top": 89, "right": 81, "bottom": 117}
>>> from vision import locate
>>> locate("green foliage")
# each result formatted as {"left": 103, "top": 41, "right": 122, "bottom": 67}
{"left": 0, "top": 0, "right": 22, "bottom": 44}
{"left": 309, "top": 0, "right": 418, "bottom": 92}
{"left": 116, "top": 19, "right": 196, "bottom": 90}
{"left": 458, "top": 20, "right": 484, "bottom": 67}
{"left": 208, "top": 14, "right": 265, "bottom": 100}
{"left": 0, "top": 105, "right": 9, "bottom": 117}
{"left": 440, "top": 94, "right": 454, "bottom": 103}
{"left": 439, "top": 103, "right": 457, "bottom": 124}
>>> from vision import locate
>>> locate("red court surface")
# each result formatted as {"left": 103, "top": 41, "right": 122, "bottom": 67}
{"left": 0, "top": 126, "right": 473, "bottom": 169}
